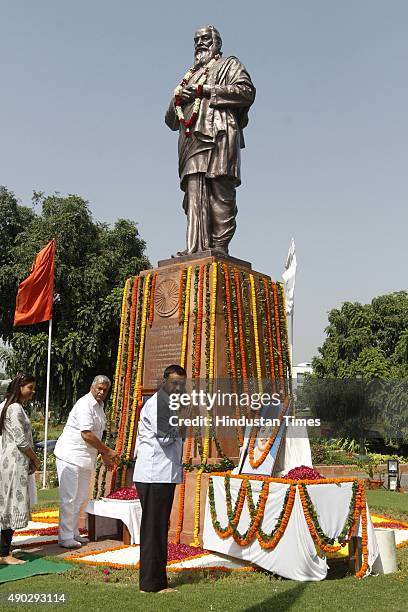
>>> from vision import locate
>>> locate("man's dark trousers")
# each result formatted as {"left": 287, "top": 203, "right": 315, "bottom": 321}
{"left": 134, "top": 482, "right": 176, "bottom": 592}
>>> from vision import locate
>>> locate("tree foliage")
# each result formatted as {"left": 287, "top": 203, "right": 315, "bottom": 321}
{"left": 302, "top": 292, "right": 408, "bottom": 445}
{"left": 0, "top": 188, "right": 150, "bottom": 418}
{"left": 313, "top": 292, "right": 408, "bottom": 379}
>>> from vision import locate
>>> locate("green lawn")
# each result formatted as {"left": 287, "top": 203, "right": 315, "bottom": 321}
{"left": 33, "top": 487, "right": 60, "bottom": 511}
{"left": 5, "top": 487, "right": 404, "bottom": 611}
{"left": 0, "top": 550, "right": 407, "bottom": 612}
{"left": 366, "top": 490, "right": 408, "bottom": 521}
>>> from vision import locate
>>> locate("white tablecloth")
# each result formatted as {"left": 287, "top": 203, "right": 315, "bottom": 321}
{"left": 86, "top": 499, "right": 142, "bottom": 545}
{"left": 203, "top": 476, "right": 379, "bottom": 581}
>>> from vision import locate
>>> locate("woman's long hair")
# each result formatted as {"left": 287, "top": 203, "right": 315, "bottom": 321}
{"left": 0, "top": 373, "right": 36, "bottom": 434}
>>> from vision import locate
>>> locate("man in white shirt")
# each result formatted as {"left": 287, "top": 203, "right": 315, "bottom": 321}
{"left": 54, "top": 375, "right": 117, "bottom": 548}
{"left": 133, "top": 364, "right": 187, "bottom": 593}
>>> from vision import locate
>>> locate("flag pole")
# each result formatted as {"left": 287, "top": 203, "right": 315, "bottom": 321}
{"left": 42, "top": 318, "right": 52, "bottom": 489}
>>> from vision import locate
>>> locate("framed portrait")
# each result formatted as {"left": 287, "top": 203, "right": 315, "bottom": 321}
{"left": 237, "top": 400, "right": 290, "bottom": 476}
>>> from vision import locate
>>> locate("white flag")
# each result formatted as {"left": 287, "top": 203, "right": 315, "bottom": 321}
{"left": 282, "top": 238, "right": 297, "bottom": 315}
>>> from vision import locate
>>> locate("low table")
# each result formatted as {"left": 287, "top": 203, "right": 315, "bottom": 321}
{"left": 203, "top": 475, "right": 379, "bottom": 581}
{"left": 86, "top": 499, "right": 142, "bottom": 545}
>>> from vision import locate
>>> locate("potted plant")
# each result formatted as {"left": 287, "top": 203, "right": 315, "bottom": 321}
{"left": 358, "top": 454, "right": 385, "bottom": 489}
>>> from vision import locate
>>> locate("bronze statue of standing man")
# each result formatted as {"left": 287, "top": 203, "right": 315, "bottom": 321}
{"left": 165, "top": 26, "right": 255, "bottom": 256}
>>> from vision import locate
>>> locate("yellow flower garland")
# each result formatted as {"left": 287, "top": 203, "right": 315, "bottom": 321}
{"left": 249, "top": 274, "right": 263, "bottom": 392}
{"left": 124, "top": 273, "right": 151, "bottom": 467}
{"left": 111, "top": 279, "right": 130, "bottom": 419}
{"left": 191, "top": 262, "right": 217, "bottom": 547}
{"left": 180, "top": 266, "right": 192, "bottom": 368}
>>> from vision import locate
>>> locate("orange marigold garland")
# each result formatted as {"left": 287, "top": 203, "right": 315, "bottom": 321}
{"left": 262, "top": 277, "right": 277, "bottom": 392}
{"left": 223, "top": 263, "right": 242, "bottom": 445}
{"left": 271, "top": 281, "right": 285, "bottom": 393}
{"left": 233, "top": 268, "right": 248, "bottom": 391}
{"left": 121, "top": 273, "right": 151, "bottom": 483}
{"left": 355, "top": 483, "right": 369, "bottom": 578}
{"left": 174, "top": 265, "right": 194, "bottom": 543}
{"left": 148, "top": 271, "right": 157, "bottom": 327}
{"left": 194, "top": 265, "right": 205, "bottom": 379}
{"left": 298, "top": 483, "right": 342, "bottom": 553}
{"left": 191, "top": 262, "right": 217, "bottom": 547}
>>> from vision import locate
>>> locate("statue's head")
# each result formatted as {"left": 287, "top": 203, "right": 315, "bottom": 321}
{"left": 194, "top": 25, "right": 222, "bottom": 67}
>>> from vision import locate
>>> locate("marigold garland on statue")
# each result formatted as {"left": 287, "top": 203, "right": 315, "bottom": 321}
{"left": 222, "top": 264, "right": 243, "bottom": 444}
{"left": 249, "top": 274, "right": 263, "bottom": 392}
{"left": 261, "top": 277, "right": 276, "bottom": 391}
{"left": 108, "top": 278, "right": 134, "bottom": 491}
{"left": 233, "top": 268, "right": 248, "bottom": 391}
{"left": 241, "top": 272, "right": 254, "bottom": 381}
{"left": 121, "top": 273, "right": 151, "bottom": 484}
{"left": 180, "top": 266, "right": 193, "bottom": 369}
{"left": 179, "top": 267, "right": 186, "bottom": 324}
{"left": 191, "top": 262, "right": 217, "bottom": 547}
{"left": 271, "top": 281, "right": 285, "bottom": 392}
{"left": 148, "top": 271, "right": 158, "bottom": 327}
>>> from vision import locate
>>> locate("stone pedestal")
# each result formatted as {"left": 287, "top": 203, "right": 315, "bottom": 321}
{"left": 95, "top": 251, "right": 291, "bottom": 547}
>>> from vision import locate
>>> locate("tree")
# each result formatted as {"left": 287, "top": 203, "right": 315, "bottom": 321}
{"left": 0, "top": 187, "right": 36, "bottom": 341}
{"left": 313, "top": 292, "right": 408, "bottom": 379}
{"left": 1, "top": 190, "right": 150, "bottom": 418}
{"left": 301, "top": 292, "right": 408, "bottom": 445}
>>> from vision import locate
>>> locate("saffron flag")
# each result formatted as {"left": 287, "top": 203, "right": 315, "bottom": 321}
{"left": 282, "top": 238, "right": 297, "bottom": 316}
{"left": 13, "top": 239, "right": 55, "bottom": 326}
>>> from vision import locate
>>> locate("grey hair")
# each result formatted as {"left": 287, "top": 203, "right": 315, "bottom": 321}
{"left": 208, "top": 25, "right": 222, "bottom": 52}
{"left": 91, "top": 375, "right": 111, "bottom": 388}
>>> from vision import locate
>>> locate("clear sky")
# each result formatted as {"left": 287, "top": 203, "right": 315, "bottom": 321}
{"left": 1, "top": 0, "right": 407, "bottom": 363}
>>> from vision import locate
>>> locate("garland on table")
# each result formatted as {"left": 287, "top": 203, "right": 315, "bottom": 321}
{"left": 174, "top": 56, "right": 218, "bottom": 136}
{"left": 209, "top": 474, "right": 369, "bottom": 576}
{"left": 256, "top": 484, "right": 296, "bottom": 549}
{"left": 208, "top": 475, "right": 269, "bottom": 547}
{"left": 297, "top": 481, "right": 359, "bottom": 553}
{"left": 191, "top": 262, "right": 217, "bottom": 547}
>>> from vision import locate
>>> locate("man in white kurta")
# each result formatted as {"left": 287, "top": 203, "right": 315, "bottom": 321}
{"left": 54, "top": 375, "right": 117, "bottom": 548}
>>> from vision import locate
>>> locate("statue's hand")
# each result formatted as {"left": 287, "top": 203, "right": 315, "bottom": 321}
{"left": 179, "top": 86, "right": 197, "bottom": 103}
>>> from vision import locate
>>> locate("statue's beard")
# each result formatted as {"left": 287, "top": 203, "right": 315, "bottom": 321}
{"left": 194, "top": 47, "right": 217, "bottom": 67}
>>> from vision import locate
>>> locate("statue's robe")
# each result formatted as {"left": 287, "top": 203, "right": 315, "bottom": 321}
{"left": 165, "top": 56, "right": 255, "bottom": 253}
